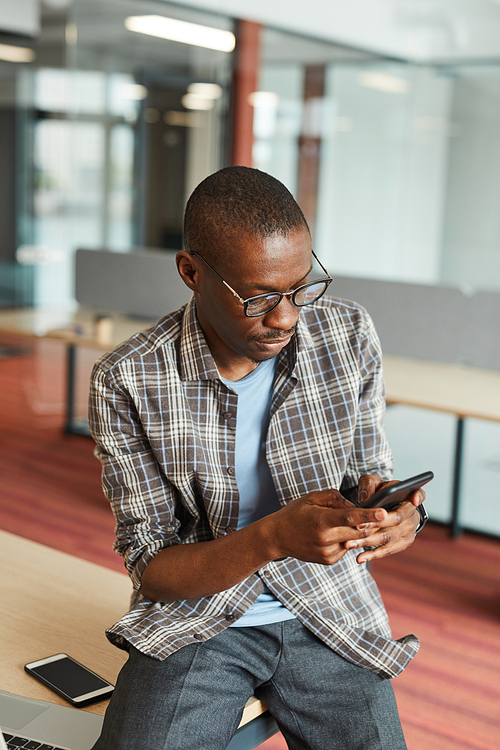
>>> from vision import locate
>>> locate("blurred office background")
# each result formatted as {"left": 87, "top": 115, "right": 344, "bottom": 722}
{"left": 1, "top": 2, "right": 500, "bottom": 748}
{"left": 2, "top": 0, "right": 500, "bottom": 309}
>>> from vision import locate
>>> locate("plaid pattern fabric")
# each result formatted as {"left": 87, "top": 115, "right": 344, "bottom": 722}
{"left": 89, "top": 297, "right": 419, "bottom": 678}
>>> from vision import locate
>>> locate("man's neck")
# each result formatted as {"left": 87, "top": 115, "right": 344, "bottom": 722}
{"left": 217, "top": 358, "right": 261, "bottom": 381}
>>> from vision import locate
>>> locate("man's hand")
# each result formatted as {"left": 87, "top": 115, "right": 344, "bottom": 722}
{"left": 344, "top": 474, "right": 426, "bottom": 564}
{"left": 141, "top": 483, "right": 418, "bottom": 603}
{"left": 267, "top": 489, "right": 390, "bottom": 566}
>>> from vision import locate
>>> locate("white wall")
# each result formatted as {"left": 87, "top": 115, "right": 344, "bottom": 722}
{"left": 252, "top": 64, "right": 303, "bottom": 197}
{"left": 0, "top": 0, "right": 39, "bottom": 36}
{"left": 315, "top": 63, "right": 452, "bottom": 284}
{"left": 173, "top": 0, "right": 500, "bottom": 61}
{"left": 440, "top": 72, "right": 500, "bottom": 292}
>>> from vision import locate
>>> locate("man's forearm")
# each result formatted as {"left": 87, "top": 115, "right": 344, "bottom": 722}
{"left": 139, "top": 515, "right": 277, "bottom": 602}
{"left": 139, "top": 490, "right": 386, "bottom": 603}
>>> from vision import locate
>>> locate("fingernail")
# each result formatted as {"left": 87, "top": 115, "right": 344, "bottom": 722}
{"left": 357, "top": 522, "right": 371, "bottom": 529}
{"left": 358, "top": 490, "right": 367, "bottom": 503}
{"left": 375, "top": 509, "right": 385, "bottom": 521}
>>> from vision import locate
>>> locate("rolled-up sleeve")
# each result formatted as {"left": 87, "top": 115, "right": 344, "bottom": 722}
{"left": 89, "top": 362, "right": 181, "bottom": 590}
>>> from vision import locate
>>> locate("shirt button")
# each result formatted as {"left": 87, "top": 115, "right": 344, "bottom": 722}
{"left": 193, "top": 634, "right": 203, "bottom": 640}
{"left": 223, "top": 412, "right": 232, "bottom": 419}
{"left": 225, "top": 525, "right": 234, "bottom": 534}
{"left": 225, "top": 614, "right": 235, "bottom": 621}
{"left": 227, "top": 467, "right": 235, "bottom": 476}
{"left": 264, "top": 571, "right": 271, "bottom": 579}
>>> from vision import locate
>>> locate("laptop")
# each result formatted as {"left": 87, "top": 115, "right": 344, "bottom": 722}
{"left": 0, "top": 691, "right": 103, "bottom": 750}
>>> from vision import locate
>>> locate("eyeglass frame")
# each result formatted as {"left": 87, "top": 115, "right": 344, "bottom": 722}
{"left": 188, "top": 248, "right": 333, "bottom": 317}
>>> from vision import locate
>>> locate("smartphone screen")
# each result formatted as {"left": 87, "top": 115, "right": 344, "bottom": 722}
{"left": 25, "top": 654, "right": 114, "bottom": 705}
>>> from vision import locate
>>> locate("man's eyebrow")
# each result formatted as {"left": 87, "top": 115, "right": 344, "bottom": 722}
{"left": 241, "top": 264, "right": 313, "bottom": 293}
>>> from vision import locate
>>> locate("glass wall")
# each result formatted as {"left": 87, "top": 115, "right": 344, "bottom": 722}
{"left": 439, "top": 64, "right": 500, "bottom": 293}
{"left": 3, "top": 2, "right": 500, "bottom": 309}
{"left": 3, "top": 0, "right": 232, "bottom": 308}
{"left": 255, "top": 30, "right": 500, "bottom": 293}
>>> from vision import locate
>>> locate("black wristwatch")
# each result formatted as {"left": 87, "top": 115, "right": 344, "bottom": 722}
{"left": 415, "top": 503, "right": 429, "bottom": 533}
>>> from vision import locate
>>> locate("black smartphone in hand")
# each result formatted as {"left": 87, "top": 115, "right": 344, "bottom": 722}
{"left": 25, "top": 653, "right": 114, "bottom": 707}
{"left": 359, "top": 471, "right": 433, "bottom": 511}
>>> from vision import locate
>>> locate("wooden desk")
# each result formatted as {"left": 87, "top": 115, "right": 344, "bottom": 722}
{"left": 0, "top": 530, "right": 278, "bottom": 749}
{"left": 383, "top": 355, "right": 500, "bottom": 536}
{"left": 383, "top": 355, "right": 500, "bottom": 423}
{"left": 0, "top": 308, "right": 150, "bottom": 435}
{"left": 0, "top": 308, "right": 145, "bottom": 348}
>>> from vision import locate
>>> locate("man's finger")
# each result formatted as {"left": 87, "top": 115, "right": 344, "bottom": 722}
{"left": 334, "top": 507, "right": 387, "bottom": 528}
{"left": 409, "top": 488, "right": 426, "bottom": 506}
{"left": 357, "top": 474, "right": 388, "bottom": 504}
{"left": 345, "top": 529, "right": 391, "bottom": 550}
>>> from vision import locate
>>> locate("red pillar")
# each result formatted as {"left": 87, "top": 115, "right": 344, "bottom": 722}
{"left": 297, "top": 65, "right": 325, "bottom": 239}
{"left": 230, "top": 19, "right": 262, "bottom": 167}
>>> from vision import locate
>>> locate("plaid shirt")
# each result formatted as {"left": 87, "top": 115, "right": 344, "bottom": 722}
{"left": 89, "top": 297, "right": 419, "bottom": 679}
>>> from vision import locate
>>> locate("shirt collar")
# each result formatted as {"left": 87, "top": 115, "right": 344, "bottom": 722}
{"left": 178, "top": 298, "right": 315, "bottom": 382}
{"left": 179, "top": 298, "right": 220, "bottom": 382}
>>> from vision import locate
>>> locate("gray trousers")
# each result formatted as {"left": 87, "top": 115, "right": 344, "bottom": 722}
{"left": 92, "top": 619, "right": 407, "bottom": 750}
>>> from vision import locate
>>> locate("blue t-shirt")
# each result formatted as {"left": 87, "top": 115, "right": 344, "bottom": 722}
{"left": 221, "top": 358, "right": 296, "bottom": 627}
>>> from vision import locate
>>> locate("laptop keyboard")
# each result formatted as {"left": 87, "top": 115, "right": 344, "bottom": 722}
{"left": 2, "top": 733, "right": 70, "bottom": 750}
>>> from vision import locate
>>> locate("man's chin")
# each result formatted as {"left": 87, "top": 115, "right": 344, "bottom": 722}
{"left": 248, "top": 351, "right": 280, "bottom": 365}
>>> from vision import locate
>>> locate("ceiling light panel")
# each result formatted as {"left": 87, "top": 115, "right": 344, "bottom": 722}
{"left": 124, "top": 15, "right": 235, "bottom": 52}
{"left": 0, "top": 43, "right": 36, "bottom": 63}
{"left": 187, "top": 82, "right": 223, "bottom": 99}
{"left": 357, "top": 71, "right": 411, "bottom": 94}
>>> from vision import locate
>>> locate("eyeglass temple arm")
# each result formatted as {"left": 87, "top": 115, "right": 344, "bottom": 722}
{"left": 222, "top": 280, "right": 245, "bottom": 303}
{"left": 311, "top": 250, "right": 332, "bottom": 279}
{"left": 189, "top": 252, "right": 245, "bottom": 303}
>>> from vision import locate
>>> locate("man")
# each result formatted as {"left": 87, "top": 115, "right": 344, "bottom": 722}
{"left": 89, "top": 167, "right": 426, "bottom": 750}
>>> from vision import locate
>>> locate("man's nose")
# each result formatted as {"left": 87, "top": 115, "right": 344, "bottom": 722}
{"left": 263, "top": 295, "right": 300, "bottom": 330}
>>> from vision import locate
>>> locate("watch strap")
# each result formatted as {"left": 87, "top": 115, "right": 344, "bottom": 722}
{"left": 415, "top": 503, "right": 429, "bottom": 533}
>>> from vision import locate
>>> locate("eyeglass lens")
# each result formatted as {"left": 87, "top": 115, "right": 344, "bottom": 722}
{"left": 294, "top": 281, "right": 328, "bottom": 305}
{"left": 245, "top": 280, "right": 329, "bottom": 317}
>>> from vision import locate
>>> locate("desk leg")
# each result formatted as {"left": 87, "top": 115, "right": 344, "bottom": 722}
{"left": 450, "top": 417, "right": 465, "bottom": 538}
{"left": 64, "top": 343, "right": 76, "bottom": 434}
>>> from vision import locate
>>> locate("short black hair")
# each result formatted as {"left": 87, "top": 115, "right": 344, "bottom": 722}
{"left": 183, "top": 166, "right": 309, "bottom": 262}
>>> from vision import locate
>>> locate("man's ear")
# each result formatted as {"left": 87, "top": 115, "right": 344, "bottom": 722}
{"left": 176, "top": 251, "right": 199, "bottom": 293}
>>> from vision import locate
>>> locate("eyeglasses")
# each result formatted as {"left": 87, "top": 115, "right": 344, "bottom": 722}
{"left": 189, "top": 249, "right": 333, "bottom": 317}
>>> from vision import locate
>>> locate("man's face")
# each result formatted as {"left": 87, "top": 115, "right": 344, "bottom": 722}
{"left": 193, "top": 226, "right": 313, "bottom": 379}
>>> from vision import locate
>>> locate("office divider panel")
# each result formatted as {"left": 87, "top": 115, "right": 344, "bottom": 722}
{"left": 330, "top": 276, "right": 466, "bottom": 363}
{"left": 75, "top": 248, "right": 191, "bottom": 319}
{"left": 330, "top": 275, "right": 500, "bottom": 368}
{"left": 465, "top": 291, "right": 500, "bottom": 370}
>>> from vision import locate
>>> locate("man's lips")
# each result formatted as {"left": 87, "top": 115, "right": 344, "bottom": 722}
{"left": 253, "top": 335, "right": 293, "bottom": 350}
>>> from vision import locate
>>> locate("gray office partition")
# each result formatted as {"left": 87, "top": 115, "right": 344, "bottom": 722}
{"left": 464, "top": 290, "right": 500, "bottom": 370}
{"left": 329, "top": 276, "right": 466, "bottom": 363}
{"left": 75, "top": 248, "right": 191, "bottom": 319}
{"left": 75, "top": 255, "right": 500, "bottom": 366}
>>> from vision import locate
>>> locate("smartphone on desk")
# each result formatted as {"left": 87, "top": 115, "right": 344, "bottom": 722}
{"left": 25, "top": 653, "right": 114, "bottom": 707}
{"left": 359, "top": 471, "right": 433, "bottom": 511}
